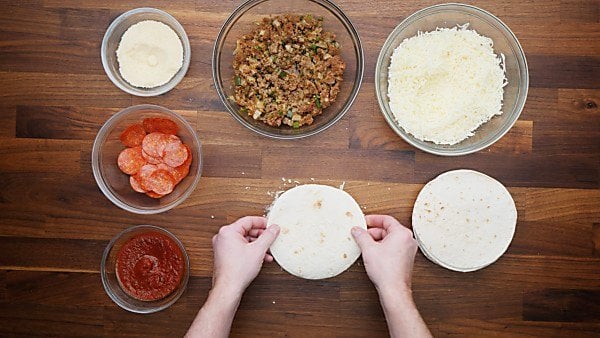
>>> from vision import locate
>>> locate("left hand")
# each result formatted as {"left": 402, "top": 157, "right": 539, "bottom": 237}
{"left": 211, "top": 216, "right": 280, "bottom": 297}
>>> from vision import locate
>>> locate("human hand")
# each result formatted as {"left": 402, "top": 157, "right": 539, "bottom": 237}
{"left": 211, "top": 216, "right": 280, "bottom": 297}
{"left": 351, "top": 215, "right": 418, "bottom": 294}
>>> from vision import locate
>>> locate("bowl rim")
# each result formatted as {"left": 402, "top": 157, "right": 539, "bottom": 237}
{"left": 100, "top": 224, "right": 190, "bottom": 314}
{"left": 211, "top": 0, "right": 365, "bottom": 139}
{"left": 91, "top": 104, "right": 202, "bottom": 214}
{"left": 375, "top": 2, "right": 529, "bottom": 156}
{"left": 100, "top": 7, "right": 191, "bottom": 97}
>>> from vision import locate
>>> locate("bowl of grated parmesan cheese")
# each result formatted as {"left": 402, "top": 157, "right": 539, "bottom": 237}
{"left": 101, "top": 8, "right": 191, "bottom": 97}
{"left": 375, "top": 3, "right": 528, "bottom": 156}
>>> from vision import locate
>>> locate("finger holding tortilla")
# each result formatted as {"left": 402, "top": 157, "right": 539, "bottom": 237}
{"left": 229, "top": 216, "right": 268, "bottom": 235}
{"left": 366, "top": 214, "right": 407, "bottom": 231}
{"left": 267, "top": 184, "right": 366, "bottom": 280}
{"left": 367, "top": 227, "right": 388, "bottom": 241}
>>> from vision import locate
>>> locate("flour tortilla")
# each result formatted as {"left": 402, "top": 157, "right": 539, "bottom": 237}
{"left": 267, "top": 184, "right": 366, "bottom": 280}
{"left": 412, "top": 169, "right": 517, "bottom": 272}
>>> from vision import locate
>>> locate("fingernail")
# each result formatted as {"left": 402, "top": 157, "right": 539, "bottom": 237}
{"left": 269, "top": 224, "right": 280, "bottom": 233}
{"left": 351, "top": 226, "right": 361, "bottom": 236}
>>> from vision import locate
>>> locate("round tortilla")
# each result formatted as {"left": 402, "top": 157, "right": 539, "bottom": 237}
{"left": 267, "top": 184, "right": 366, "bottom": 280}
{"left": 412, "top": 169, "right": 517, "bottom": 272}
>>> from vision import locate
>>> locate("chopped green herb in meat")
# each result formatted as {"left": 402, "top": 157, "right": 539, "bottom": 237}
{"left": 233, "top": 14, "right": 346, "bottom": 128}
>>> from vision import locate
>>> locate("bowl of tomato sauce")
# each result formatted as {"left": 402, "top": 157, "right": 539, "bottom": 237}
{"left": 101, "top": 225, "right": 190, "bottom": 313}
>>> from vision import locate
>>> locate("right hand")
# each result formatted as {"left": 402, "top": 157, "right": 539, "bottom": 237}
{"left": 351, "top": 215, "right": 418, "bottom": 293}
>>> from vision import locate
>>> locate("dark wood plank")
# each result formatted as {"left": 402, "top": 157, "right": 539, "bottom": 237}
{"left": 0, "top": 303, "right": 105, "bottom": 337}
{"left": 415, "top": 152, "right": 599, "bottom": 189}
{"left": 0, "top": 237, "right": 106, "bottom": 272}
{"left": 528, "top": 55, "right": 600, "bottom": 89}
{"left": 523, "top": 289, "right": 600, "bottom": 322}
{"left": 15, "top": 105, "right": 199, "bottom": 140}
{"left": 262, "top": 148, "right": 415, "bottom": 182}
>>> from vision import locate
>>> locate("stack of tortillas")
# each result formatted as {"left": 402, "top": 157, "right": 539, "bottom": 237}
{"left": 412, "top": 169, "right": 517, "bottom": 272}
{"left": 267, "top": 184, "right": 366, "bottom": 280}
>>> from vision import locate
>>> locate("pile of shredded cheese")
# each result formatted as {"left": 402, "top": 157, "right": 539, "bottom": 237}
{"left": 388, "top": 25, "right": 507, "bottom": 145}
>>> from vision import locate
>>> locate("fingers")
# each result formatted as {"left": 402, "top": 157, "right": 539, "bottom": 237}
{"left": 365, "top": 214, "right": 401, "bottom": 231}
{"left": 367, "top": 227, "right": 388, "bottom": 241}
{"left": 252, "top": 224, "right": 280, "bottom": 252}
{"left": 351, "top": 226, "right": 374, "bottom": 250}
{"left": 229, "top": 216, "right": 268, "bottom": 235}
{"left": 248, "top": 228, "right": 264, "bottom": 238}
{"left": 263, "top": 254, "right": 274, "bottom": 263}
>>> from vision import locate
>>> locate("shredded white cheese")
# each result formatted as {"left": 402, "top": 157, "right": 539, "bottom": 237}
{"left": 388, "top": 25, "right": 507, "bottom": 145}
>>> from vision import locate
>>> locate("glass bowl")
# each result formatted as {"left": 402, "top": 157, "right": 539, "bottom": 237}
{"left": 92, "top": 104, "right": 202, "bottom": 214}
{"left": 101, "top": 225, "right": 190, "bottom": 314}
{"left": 101, "top": 7, "right": 191, "bottom": 97}
{"left": 212, "top": 0, "right": 364, "bottom": 139}
{"left": 375, "top": 3, "right": 529, "bottom": 156}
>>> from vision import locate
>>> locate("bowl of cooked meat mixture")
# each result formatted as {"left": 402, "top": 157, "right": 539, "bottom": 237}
{"left": 213, "top": 0, "right": 364, "bottom": 139}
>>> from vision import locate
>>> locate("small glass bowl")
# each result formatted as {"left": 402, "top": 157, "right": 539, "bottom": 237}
{"left": 91, "top": 104, "right": 202, "bottom": 214}
{"left": 101, "top": 7, "right": 191, "bottom": 97}
{"left": 212, "top": 0, "right": 364, "bottom": 139}
{"left": 375, "top": 3, "right": 529, "bottom": 156}
{"left": 101, "top": 225, "right": 190, "bottom": 314}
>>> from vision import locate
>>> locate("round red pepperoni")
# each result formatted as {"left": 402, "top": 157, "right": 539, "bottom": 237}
{"left": 174, "top": 164, "right": 190, "bottom": 184}
{"left": 157, "top": 163, "right": 179, "bottom": 183}
{"left": 142, "top": 148, "right": 163, "bottom": 165}
{"left": 163, "top": 140, "right": 187, "bottom": 167}
{"left": 142, "top": 118, "right": 179, "bottom": 135}
{"left": 119, "top": 124, "right": 146, "bottom": 147}
{"left": 138, "top": 164, "right": 158, "bottom": 191}
{"left": 129, "top": 175, "right": 147, "bottom": 193}
{"left": 142, "top": 132, "right": 169, "bottom": 158}
{"left": 117, "top": 147, "right": 146, "bottom": 175}
{"left": 181, "top": 144, "right": 193, "bottom": 166}
{"left": 146, "top": 169, "right": 176, "bottom": 195}
{"left": 145, "top": 191, "right": 164, "bottom": 199}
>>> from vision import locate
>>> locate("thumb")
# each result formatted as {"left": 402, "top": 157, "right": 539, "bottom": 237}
{"left": 252, "top": 224, "right": 280, "bottom": 252}
{"left": 351, "top": 226, "right": 373, "bottom": 250}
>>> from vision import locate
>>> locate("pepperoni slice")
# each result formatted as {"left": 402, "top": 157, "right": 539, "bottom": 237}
{"left": 157, "top": 163, "right": 180, "bottom": 183}
{"left": 130, "top": 175, "right": 147, "bottom": 193}
{"left": 142, "top": 132, "right": 169, "bottom": 158}
{"left": 163, "top": 138, "right": 187, "bottom": 167}
{"left": 181, "top": 144, "right": 193, "bottom": 167}
{"left": 138, "top": 164, "right": 158, "bottom": 191}
{"left": 174, "top": 163, "right": 190, "bottom": 184}
{"left": 117, "top": 146, "right": 146, "bottom": 175}
{"left": 142, "top": 118, "right": 179, "bottom": 135}
{"left": 145, "top": 191, "right": 164, "bottom": 199}
{"left": 119, "top": 124, "right": 146, "bottom": 147}
{"left": 175, "top": 144, "right": 193, "bottom": 183}
{"left": 142, "top": 148, "right": 163, "bottom": 165}
{"left": 146, "top": 169, "right": 176, "bottom": 195}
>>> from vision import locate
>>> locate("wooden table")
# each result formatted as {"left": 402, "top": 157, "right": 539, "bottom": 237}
{"left": 1, "top": 0, "right": 599, "bottom": 336}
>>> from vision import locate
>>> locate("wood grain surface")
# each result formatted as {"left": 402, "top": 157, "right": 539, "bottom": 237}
{"left": 1, "top": 0, "right": 599, "bottom": 337}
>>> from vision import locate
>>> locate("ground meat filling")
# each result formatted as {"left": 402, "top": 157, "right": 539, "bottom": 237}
{"left": 233, "top": 14, "right": 346, "bottom": 128}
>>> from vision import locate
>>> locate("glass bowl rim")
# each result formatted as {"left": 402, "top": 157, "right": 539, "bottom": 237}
{"left": 374, "top": 2, "right": 529, "bottom": 156}
{"left": 211, "top": 0, "right": 365, "bottom": 139}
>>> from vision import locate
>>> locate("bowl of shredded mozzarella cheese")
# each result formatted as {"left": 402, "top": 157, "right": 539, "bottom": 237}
{"left": 375, "top": 3, "right": 528, "bottom": 156}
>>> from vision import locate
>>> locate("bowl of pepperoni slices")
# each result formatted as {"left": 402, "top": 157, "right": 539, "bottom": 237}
{"left": 92, "top": 104, "right": 202, "bottom": 214}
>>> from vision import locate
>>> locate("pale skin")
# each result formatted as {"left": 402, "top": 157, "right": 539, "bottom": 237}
{"left": 185, "top": 215, "right": 431, "bottom": 338}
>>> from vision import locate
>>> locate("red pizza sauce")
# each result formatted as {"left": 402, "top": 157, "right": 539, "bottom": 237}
{"left": 115, "top": 231, "right": 185, "bottom": 301}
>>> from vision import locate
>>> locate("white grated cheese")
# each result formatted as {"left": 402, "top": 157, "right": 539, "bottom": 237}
{"left": 388, "top": 25, "right": 507, "bottom": 145}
